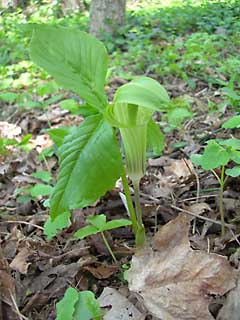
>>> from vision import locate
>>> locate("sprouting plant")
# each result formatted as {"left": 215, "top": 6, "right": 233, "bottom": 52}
{"left": 191, "top": 133, "right": 240, "bottom": 236}
{"left": 0, "top": 134, "right": 33, "bottom": 155}
{"left": 30, "top": 25, "right": 169, "bottom": 247}
{"left": 74, "top": 214, "right": 131, "bottom": 263}
{"left": 56, "top": 287, "right": 102, "bottom": 320}
{"left": 162, "top": 95, "right": 192, "bottom": 133}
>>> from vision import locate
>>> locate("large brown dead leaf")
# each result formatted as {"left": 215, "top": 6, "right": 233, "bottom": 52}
{"left": 0, "top": 248, "right": 19, "bottom": 320}
{"left": 217, "top": 271, "right": 240, "bottom": 320}
{"left": 98, "top": 287, "right": 145, "bottom": 320}
{"left": 128, "top": 215, "right": 237, "bottom": 320}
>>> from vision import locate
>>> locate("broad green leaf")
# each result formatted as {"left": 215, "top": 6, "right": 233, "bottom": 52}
{"left": 30, "top": 25, "right": 108, "bottom": 110}
{"left": 222, "top": 87, "right": 240, "bottom": 100}
{"left": 32, "top": 170, "right": 52, "bottom": 183}
{"left": 0, "top": 92, "right": 18, "bottom": 103}
{"left": 73, "top": 291, "right": 102, "bottom": 320}
{"left": 50, "top": 114, "right": 123, "bottom": 220}
{"left": 44, "top": 211, "right": 71, "bottom": 240}
{"left": 18, "top": 134, "right": 32, "bottom": 146}
{"left": 198, "top": 140, "right": 230, "bottom": 170}
{"left": 102, "top": 219, "right": 132, "bottom": 231}
{"left": 114, "top": 77, "right": 170, "bottom": 112}
{"left": 219, "top": 138, "right": 240, "bottom": 150}
{"left": 59, "top": 99, "right": 80, "bottom": 114}
{"left": 74, "top": 225, "right": 99, "bottom": 239}
{"left": 168, "top": 107, "right": 192, "bottom": 128}
{"left": 222, "top": 115, "right": 240, "bottom": 129}
{"left": 37, "top": 82, "right": 58, "bottom": 96}
{"left": 226, "top": 166, "right": 240, "bottom": 177}
{"left": 87, "top": 214, "right": 106, "bottom": 229}
{"left": 56, "top": 287, "right": 79, "bottom": 320}
{"left": 147, "top": 119, "right": 165, "bottom": 156}
{"left": 229, "top": 150, "right": 240, "bottom": 164}
{"left": 190, "top": 154, "right": 203, "bottom": 167}
{"left": 30, "top": 184, "right": 53, "bottom": 197}
{"left": 48, "top": 127, "right": 72, "bottom": 147}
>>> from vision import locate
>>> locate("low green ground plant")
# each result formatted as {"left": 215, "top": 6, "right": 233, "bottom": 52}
{"left": 191, "top": 121, "right": 240, "bottom": 236}
{"left": 56, "top": 287, "right": 102, "bottom": 320}
{"left": 30, "top": 24, "right": 169, "bottom": 247}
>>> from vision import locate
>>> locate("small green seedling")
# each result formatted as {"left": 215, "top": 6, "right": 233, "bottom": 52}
{"left": 30, "top": 25, "right": 170, "bottom": 247}
{"left": 221, "top": 86, "right": 240, "bottom": 110}
{"left": 191, "top": 135, "right": 240, "bottom": 236}
{"left": 56, "top": 287, "right": 102, "bottom": 320}
{"left": 0, "top": 134, "right": 33, "bottom": 155}
{"left": 162, "top": 95, "right": 192, "bottom": 133}
{"left": 74, "top": 214, "right": 131, "bottom": 263}
{"left": 14, "top": 170, "right": 53, "bottom": 204}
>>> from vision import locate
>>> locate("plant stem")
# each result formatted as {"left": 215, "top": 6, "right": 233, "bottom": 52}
{"left": 121, "top": 171, "right": 145, "bottom": 247}
{"left": 132, "top": 179, "right": 146, "bottom": 247}
{"left": 101, "top": 232, "right": 117, "bottom": 263}
{"left": 219, "top": 165, "right": 225, "bottom": 237}
{"left": 121, "top": 171, "right": 138, "bottom": 235}
{"left": 212, "top": 166, "right": 225, "bottom": 237}
{"left": 132, "top": 179, "right": 143, "bottom": 226}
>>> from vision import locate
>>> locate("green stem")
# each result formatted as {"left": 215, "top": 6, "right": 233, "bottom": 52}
{"left": 212, "top": 166, "right": 225, "bottom": 237}
{"left": 101, "top": 232, "right": 117, "bottom": 263}
{"left": 121, "top": 171, "right": 138, "bottom": 235}
{"left": 132, "top": 179, "right": 146, "bottom": 247}
{"left": 132, "top": 179, "right": 143, "bottom": 226}
{"left": 219, "top": 165, "right": 225, "bottom": 237}
{"left": 121, "top": 170, "right": 145, "bottom": 247}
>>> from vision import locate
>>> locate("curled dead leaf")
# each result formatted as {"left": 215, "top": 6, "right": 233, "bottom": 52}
{"left": 98, "top": 287, "right": 145, "bottom": 320}
{"left": 10, "top": 247, "right": 33, "bottom": 274}
{"left": 128, "top": 215, "right": 237, "bottom": 320}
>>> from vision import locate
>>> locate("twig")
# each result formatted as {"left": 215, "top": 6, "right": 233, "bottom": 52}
{"left": 171, "top": 205, "right": 235, "bottom": 230}
{"left": 0, "top": 221, "right": 44, "bottom": 230}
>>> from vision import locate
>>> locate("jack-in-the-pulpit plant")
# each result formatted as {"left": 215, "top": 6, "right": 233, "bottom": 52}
{"left": 30, "top": 25, "right": 170, "bottom": 247}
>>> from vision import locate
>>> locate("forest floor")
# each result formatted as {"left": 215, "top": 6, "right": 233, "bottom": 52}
{"left": 0, "top": 0, "right": 240, "bottom": 319}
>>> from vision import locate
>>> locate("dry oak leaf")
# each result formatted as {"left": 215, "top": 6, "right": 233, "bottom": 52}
{"left": 128, "top": 215, "right": 237, "bottom": 320}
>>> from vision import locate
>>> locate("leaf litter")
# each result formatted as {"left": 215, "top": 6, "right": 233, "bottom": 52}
{"left": 1, "top": 4, "right": 240, "bottom": 319}
{"left": 128, "top": 215, "right": 237, "bottom": 320}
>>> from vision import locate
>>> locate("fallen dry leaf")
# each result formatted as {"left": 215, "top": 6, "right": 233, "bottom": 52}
{"left": 0, "top": 248, "right": 19, "bottom": 320}
{"left": 145, "top": 157, "right": 194, "bottom": 199}
{"left": 183, "top": 202, "right": 212, "bottom": 217}
{"left": 98, "top": 287, "right": 145, "bottom": 320}
{"left": 10, "top": 247, "right": 33, "bottom": 274}
{"left": 128, "top": 215, "right": 237, "bottom": 320}
{"left": 0, "top": 121, "right": 21, "bottom": 139}
{"left": 83, "top": 263, "right": 118, "bottom": 279}
{"left": 217, "top": 271, "right": 240, "bottom": 320}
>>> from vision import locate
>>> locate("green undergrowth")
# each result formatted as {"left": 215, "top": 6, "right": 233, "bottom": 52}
{"left": 0, "top": 0, "right": 239, "bottom": 106}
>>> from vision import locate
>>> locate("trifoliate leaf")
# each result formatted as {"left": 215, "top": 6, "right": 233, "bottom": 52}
{"left": 87, "top": 214, "right": 106, "bottom": 229}
{"left": 30, "top": 184, "right": 53, "bottom": 197}
{"left": 225, "top": 166, "right": 240, "bottom": 177}
{"left": 50, "top": 114, "right": 123, "bottom": 220}
{"left": 74, "top": 225, "right": 99, "bottom": 239}
{"left": 56, "top": 287, "right": 79, "bottom": 320}
{"left": 73, "top": 291, "right": 102, "bottom": 320}
{"left": 30, "top": 25, "right": 108, "bottom": 110}
{"left": 102, "top": 219, "right": 132, "bottom": 231}
{"left": 197, "top": 140, "right": 230, "bottom": 170}
{"left": 218, "top": 138, "right": 240, "bottom": 150}
{"left": 222, "top": 115, "right": 240, "bottom": 129}
{"left": 44, "top": 211, "right": 71, "bottom": 240}
{"left": 32, "top": 170, "right": 52, "bottom": 183}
